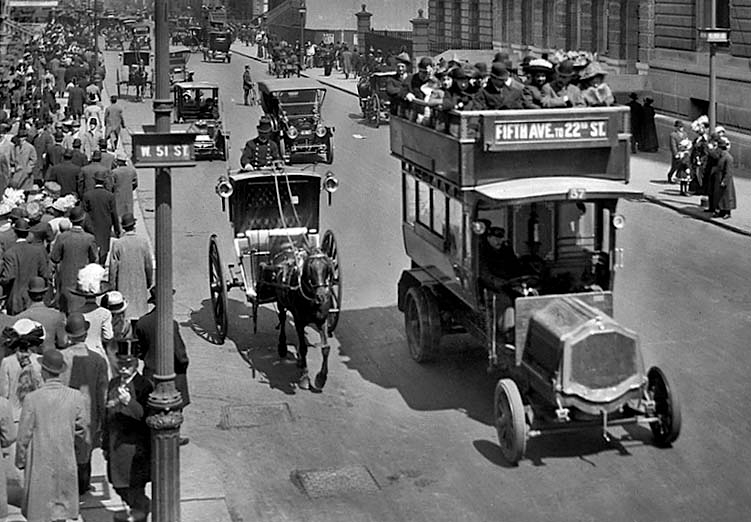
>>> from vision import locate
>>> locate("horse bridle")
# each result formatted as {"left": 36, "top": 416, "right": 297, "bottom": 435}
{"left": 298, "top": 252, "right": 333, "bottom": 303}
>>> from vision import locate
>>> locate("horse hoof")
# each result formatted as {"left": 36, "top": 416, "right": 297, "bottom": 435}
{"left": 278, "top": 344, "right": 288, "bottom": 359}
{"left": 314, "top": 373, "right": 327, "bottom": 390}
{"left": 298, "top": 373, "right": 310, "bottom": 390}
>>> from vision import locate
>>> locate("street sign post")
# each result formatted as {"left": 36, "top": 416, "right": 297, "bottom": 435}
{"left": 131, "top": 131, "right": 197, "bottom": 168}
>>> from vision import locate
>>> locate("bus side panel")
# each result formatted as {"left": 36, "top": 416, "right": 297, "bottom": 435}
{"left": 403, "top": 223, "right": 475, "bottom": 309}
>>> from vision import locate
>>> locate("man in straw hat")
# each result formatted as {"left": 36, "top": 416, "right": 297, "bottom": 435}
{"left": 16, "top": 348, "right": 88, "bottom": 522}
{"left": 58, "top": 312, "right": 108, "bottom": 496}
{"left": 240, "top": 116, "right": 281, "bottom": 170}
{"left": 110, "top": 213, "right": 153, "bottom": 320}
{"left": 15, "top": 276, "right": 65, "bottom": 353}
{"left": 0, "top": 218, "right": 50, "bottom": 315}
{"left": 103, "top": 337, "right": 152, "bottom": 521}
{"left": 50, "top": 206, "right": 98, "bottom": 313}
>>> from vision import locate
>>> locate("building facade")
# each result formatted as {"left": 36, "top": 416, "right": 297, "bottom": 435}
{"left": 426, "top": 1, "right": 751, "bottom": 164}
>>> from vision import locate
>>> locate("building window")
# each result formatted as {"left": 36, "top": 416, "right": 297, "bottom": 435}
{"left": 521, "top": 0, "right": 533, "bottom": 46}
{"left": 542, "top": 0, "right": 554, "bottom": 48}
{"left": 591, "top": 0, "right": 608, "bottom": 55}
{"left": 468, "top": 0, "right": 479, "bottom": 46}
{"left": 404, "top": 174, "right": 416, "bottom": 225}
{"left": 451, "top": 0, "right": 462, "bottom": 46}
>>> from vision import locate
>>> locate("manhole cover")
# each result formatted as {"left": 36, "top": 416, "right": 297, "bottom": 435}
{"left": 291, "top": 465, "right": 380, "bottom": 498}
{"left": 218, "top": 403, "right": 292, "bottom": 430}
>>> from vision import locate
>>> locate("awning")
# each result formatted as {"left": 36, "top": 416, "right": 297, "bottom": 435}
{"left": 468, "top": 176, "right": 644, "bottom": 204}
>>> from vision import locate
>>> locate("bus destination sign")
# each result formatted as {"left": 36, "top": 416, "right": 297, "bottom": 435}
{"left": 485, "top": 117, "right": 610, "bottom": 150}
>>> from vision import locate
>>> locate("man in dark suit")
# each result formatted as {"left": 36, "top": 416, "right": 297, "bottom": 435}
{"left": 83, "top": 170, "right": 120, "bottom": 265}
{"left": 79, "top": 150, "right": 112, "bottom": 197}
{"left": 135, "top": 287, "right": 190, "bottom": 445}
{"left": 0, "top": 218, "right": 50, "bottom": 315}
{"left": 46, "top": 149, "right": 82, "bottom": 196}
{"left": 16, "top": 276, "right": 66, "bottom": 353}
{"left": 70, "top": 138, "right": 87, "bottom": 168}
{"left": 44, "top": 130, "right": 66, "bottom": 177}
{"left": 67, "top": 78, "right": 86, "bottom": 122}
{"left": 50, "top": 206, "right": 98, "bottom": 313}
{"left": 468, "top": 62, "right": 533, "bottom": 110}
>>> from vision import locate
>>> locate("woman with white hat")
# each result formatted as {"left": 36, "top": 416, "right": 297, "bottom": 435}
{"left": 70, "top": 263, "right": 113, "bottom": 378}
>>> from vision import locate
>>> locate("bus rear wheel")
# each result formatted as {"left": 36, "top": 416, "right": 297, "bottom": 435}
{"left": 403, "top": 286, "right": 441, "bottom": 363}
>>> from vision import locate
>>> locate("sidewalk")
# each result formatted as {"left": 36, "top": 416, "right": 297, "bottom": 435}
{"left": 233, "top": 43, "right": 751, "bottom": 237}
{"left": 4, "top": 57, "right": 233, "bottom": 522}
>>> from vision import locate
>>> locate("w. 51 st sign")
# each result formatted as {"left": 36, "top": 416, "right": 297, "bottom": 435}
{"left": 131, "top": 132, "right": 197, "bottom": 168}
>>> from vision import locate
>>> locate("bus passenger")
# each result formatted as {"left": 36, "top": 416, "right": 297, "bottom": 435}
{"left": 466, "top": 62, "right": 529, "bottom": 111}
{"left": 524, "top": 58, "right": 554, "bottom": 108}
{"left": 385, "top": 53, "right": 411, "bottom": 115}
{"left": 542, "top": 60, "right": 585, "bottom": 108}
{"left": 579, "top": 62, "right": 614, "bottom": 107}
{"left": 402, "top": 57, "right": 434, "bottom": 103}
{"left": 441, "top": 67, "right": 473, "bottom": 111}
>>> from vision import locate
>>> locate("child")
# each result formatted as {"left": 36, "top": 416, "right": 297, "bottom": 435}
{"left": 675, "top": 138, "right": 693, "bottom": 196}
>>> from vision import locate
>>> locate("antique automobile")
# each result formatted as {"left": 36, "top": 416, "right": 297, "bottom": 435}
{"left": 392, "top": 102, "right": 681, "bottom": 465}
{"left": 257, "top": 79, "right": 334, "bottom": 165}
{"left": 172, "top": 81, "right": 229, "bottom": 160}
{"left": 208, "top": 165, "right": 341, "bottom": 341}
{"left": 131, "top": 23, "right": 152, "bottom": 50}
{"left": 116, "top": 51, "right": 152, "bottom": 98}
{"left": 169, "top": 46, "right": 192, "bottom": 84}
{"left": 203, "top": 30, "right": 232, "bottom": 63}
{"left": 359, "top": 71, "right": 394, "bottom": 128}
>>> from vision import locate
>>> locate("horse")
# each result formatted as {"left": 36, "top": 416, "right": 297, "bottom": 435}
{"left": 275, "top": 248, "right": 335, "bottom": 391}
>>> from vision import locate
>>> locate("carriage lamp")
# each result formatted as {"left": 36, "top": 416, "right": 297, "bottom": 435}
{"left": 471, "top": 220, "right": 487, "bottom": 235}
{"left": 324, "top": 172, "right": 339, "bottom": 193}
{"left": 315, "top": 124, "right": 327, "bottom": 137}
{"left": 286, "top": 126, "right": 299, "bottom": 139}
{"left": 612, "top": 214, "right": 626, "bottom": 229}
{"left": 215, "top": 176, "right": 234, "bottom": 198}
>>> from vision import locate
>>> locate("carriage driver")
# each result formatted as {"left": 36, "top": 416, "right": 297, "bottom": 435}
{"left": 240, "top": 116, "right": 282, "bottom": 170}
{"left": 478, "top": 226, "right": 522, "bottom": 343}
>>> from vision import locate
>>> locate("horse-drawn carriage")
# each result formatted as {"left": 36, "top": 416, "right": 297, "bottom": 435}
{"left": 392, "top": 102, "right": 681, "bottom": 464}
{"left": 358, "top": 71, "right": 394, "bottom": 127}
{"left": 116, "top": 51, "right": 152, "bottom": 98}
{"left": 257, "top": 79, "right": 334, "bottom": 165}
{"left": 209, "top": 164, "right": 342, "bottom": 389}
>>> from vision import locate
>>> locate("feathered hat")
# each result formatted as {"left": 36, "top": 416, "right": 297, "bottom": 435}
{"left": 70, "top": 263, "right": 108, "bottom": 297}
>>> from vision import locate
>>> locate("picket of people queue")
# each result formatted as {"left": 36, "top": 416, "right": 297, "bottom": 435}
{"left": 0, "top": 14, "right": 189, "bottom": 522}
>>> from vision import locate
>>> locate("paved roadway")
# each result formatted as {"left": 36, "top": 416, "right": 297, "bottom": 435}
{"left": 106, "top": 49, "right": 751, "bottom": 521}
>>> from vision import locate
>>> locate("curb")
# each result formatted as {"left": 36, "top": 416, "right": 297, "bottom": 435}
{"left": 643, "top": 195, "right": 751, "bottom": 237}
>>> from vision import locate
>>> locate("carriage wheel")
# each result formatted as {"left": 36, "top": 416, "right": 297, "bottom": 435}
{"left": 647, "top": 366, "right": 682, "bottom": 447}
{"left": 373, "top": 95, "right": 381, "bottom": 128}
{"left": 403, "top": 286, "right": 440, "bottom": 363}
{"left": 494, "top": 378, "right": 527, "bottom": 465}
{"left": 321, "top": 230, "right": 342, "bottom": 333}
{"left": 208, "top": 234, "right": 229, "bottom": 343}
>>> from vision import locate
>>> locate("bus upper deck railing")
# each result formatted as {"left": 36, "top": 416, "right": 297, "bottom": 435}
{"left": 390, "top": 100, "right": 631, "bottom": 188}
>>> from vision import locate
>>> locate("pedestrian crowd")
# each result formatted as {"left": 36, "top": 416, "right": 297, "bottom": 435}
{"left": 0, "top": 15, "right": 190, "bottom": 522}
{"left": 664, "top": 116, "right": 736, "bottom": 218}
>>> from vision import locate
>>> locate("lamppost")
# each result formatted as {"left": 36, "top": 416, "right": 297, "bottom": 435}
{"left": 698, "top": 0, "right": 730, "bottom": 132}
{"left": 299, "top": 0, "right": 306, "bottom": 69}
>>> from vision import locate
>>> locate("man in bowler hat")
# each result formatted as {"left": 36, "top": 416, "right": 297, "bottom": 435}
{"left": 240, "top": 116, "right": 281, "bottom": 170}
{"left": 16, "top": 349, "right": 88, "bottom": 522}
{"left": 15, "top": 277, "right": 65, "bottom": 353}
{"left": 50, "top": 206, "right": 98, "bottom": 313}
{"left": 83, "top": 169, "right": 121, "bottom": 265}
{"left": 0, "top": 218, "right": 50, "bottom": 315}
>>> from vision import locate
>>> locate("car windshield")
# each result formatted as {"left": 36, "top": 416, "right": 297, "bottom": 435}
{"left": 275, "top": 90, "right": 320, "bottom": 117}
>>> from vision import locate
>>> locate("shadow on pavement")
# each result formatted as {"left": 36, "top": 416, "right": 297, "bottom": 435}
{"left": 187, "top": 297, "right": 302, "bottom": 395}
{"left": 336, "top": 305, "right": 498, "bottom": 426}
